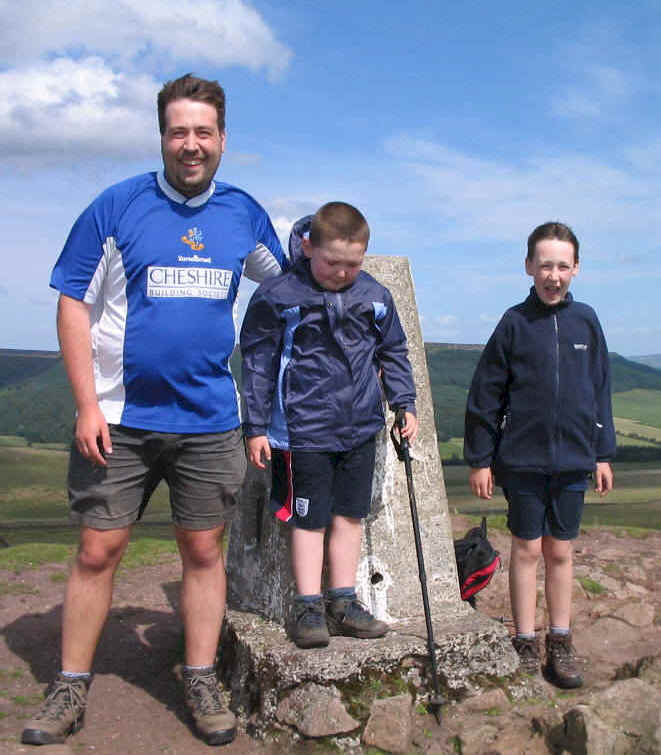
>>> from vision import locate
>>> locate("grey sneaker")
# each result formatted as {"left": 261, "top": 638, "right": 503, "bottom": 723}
{"left": 326, "top": 597, "right": 389, "bottom": 639}
{"left": 183, "top": 669, "right": 236, "bottom": 746}
{"left": 21, "top": 673, "right": 91, "bottom": 745}
{"left": 543, "top": 632, "right": 583, "bottom": 689}
{"left": 512, "top": 636, "right": 541, "bottom": 675}
{"left": 291, "top": 598, "right": 330, "bottom": 649}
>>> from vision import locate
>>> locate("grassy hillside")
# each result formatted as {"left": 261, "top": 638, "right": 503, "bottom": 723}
{"left": 2, "top": 345, "right": 661, "bottom": 448}
{"left": 628, "top": 354, "right": 661, "bottom": 370}
{"left": 0, "top": 349, "right": 61, "bottom": 389}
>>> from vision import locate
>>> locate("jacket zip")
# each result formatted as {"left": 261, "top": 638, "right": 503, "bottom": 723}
{"left": 552, "top": 312, "right": 560, "bottom": 469}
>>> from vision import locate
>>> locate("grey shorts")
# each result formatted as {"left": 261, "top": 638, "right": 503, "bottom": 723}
{"left": 68, "top": 425, "right": 246, "bottom": 531}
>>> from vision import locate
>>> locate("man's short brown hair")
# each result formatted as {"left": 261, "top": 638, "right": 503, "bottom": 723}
{"left": 308, "top": 202, "right": 370, "bottom": 249}
{"left": 157, "top": 73, "right": 226, "bottom": 134}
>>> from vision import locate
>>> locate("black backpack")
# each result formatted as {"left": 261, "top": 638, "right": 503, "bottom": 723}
{"left": 454, "top": 517, "right": 500, "bottom": 606}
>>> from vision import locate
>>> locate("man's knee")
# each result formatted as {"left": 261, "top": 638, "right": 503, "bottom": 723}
{"left": 176, "top": 527, "right": 224, "bottom": 570}
{"left": 76, "top": 529, "right": 129, "bottom": 573}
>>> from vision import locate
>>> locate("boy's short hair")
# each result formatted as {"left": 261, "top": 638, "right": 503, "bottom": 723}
{"left": 527, "top": 222, "right": 579, "bottom": 264}
{"left": 157, "top": 73, "right": 226, "bottom": 134}
{"left": 309, "top": 202, "right": 370, "bottom": 248}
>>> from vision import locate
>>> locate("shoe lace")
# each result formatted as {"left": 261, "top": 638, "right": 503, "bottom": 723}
{"left": 548, "top": 635, "right": 575, "bottom": 666}
{"left": 297, "top": 602, "right": 324, "bottom": 627}
{"left": 36, "top": 678, "right": 87, "bottom": 722}
{"left": 186, "top": 673, "right": 224, "bottom": 716}
{"left": 514, "top": 638, "right": 538, "bottom": 662}
{"left": 341, "top": 598, "right": 373, "bottom": 623}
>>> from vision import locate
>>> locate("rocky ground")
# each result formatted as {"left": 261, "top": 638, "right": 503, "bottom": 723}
{"left": 1, "top": 516, "right": 660, "bottom": 754}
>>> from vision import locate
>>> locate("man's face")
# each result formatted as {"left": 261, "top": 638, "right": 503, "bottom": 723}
{"left": 525, "top": 238, "right": 578, "bottom": 306}
{"left": 302, "top": 237, "right": 366, "bottom": 291}
{"left": 161, "top": 98, "right": 225, "bottom": 197}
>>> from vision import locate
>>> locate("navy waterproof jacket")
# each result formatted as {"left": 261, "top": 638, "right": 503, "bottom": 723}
{"left": 464, "top": 288, "right": 616, "bottom": 477}
{"left": 240, "top": 258, "right": 416, "bottom": 452}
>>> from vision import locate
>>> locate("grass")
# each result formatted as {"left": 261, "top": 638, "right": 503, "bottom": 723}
{"left": 443, "top": 461, "right": 661, "bottom": 530}
{"left": 614, "top": 416, "right": 661, "bottom": 444}
{"left": 577, "top": 577, "right": 607, "bottom": 595}
{"left": 612, "top": 389, "right": 661, "bottom": 429}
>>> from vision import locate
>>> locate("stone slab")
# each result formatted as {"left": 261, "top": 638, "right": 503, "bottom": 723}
{"left": 227, "top": 256, "right": 459, "bottom": 625}
{"left": 219, "top": 605, "right": 518, "bottom": 723}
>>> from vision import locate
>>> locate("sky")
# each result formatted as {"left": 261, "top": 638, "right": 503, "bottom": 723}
{"left": 1, "top": 0, "right": 659, "bottom": 356}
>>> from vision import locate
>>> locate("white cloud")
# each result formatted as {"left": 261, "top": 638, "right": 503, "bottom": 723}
{"left": 0, "top": 0, "right": 291, "bottom": 79}
{"left": 0, "top": 0, "right": 291, "bottom": 164}
{"left": 0, "top": 58, "right": 158, "bottom": 161}
{"left": 385, "top": 135, "right": 661, "bottom": 249}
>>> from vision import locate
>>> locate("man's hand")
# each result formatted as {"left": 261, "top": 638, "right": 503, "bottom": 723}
{"left": 246, "top": 435, "right": 271, "bottom": 469}
{"left": 594, "top": 461, "right": 614, "bottom": 497}
{"left": 469, "top": 467, "right": 494, "bottom": 500}
{"left": 75, "top": 405, "right": 112, "bottom": 467}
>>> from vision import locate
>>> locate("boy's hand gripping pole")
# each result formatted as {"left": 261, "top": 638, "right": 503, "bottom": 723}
{"left": 391, "top": 410, "right": 444, "bottom": 725}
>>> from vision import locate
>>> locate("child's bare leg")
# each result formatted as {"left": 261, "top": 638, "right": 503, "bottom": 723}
{"left": 325, "top": 514, "right": 387, "bottom": 638}
{"left": 327, "top": 514, "right": 362, "bottom": 589}
{"left": 542, "top": 536, "right": 573, "bottom": 629}
{"left": 291, "top": 527, "right": 325, "bottom": 595}
{"left": 509, "top": 535, "right": 542, "bottom": 634}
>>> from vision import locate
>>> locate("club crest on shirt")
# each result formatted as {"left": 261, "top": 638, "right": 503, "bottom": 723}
{"left": 181, "top": 227, "right": 205, "bottom": 252}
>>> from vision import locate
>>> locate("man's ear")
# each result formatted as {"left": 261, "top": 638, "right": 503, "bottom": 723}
{"left": 525, "top": 257, "right": 533, "bottom": 276}
{"left": 301, "top": 237, "right": 314, "bottom": 259}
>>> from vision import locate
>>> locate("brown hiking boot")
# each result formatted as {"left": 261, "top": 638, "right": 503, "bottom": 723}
{"left": 326, "top": 596, "right": 389, "bottom": 639}
{"left": 543, "top": 632, "right": 583, "bottom": 688}
{"left": 183, "top": 668, "right": 236, "bottom": 746}
{"left": 291, "top": 597, "right": 330, "bottom": 649}
{"left": 512, "top": 636, "right": 540, "bottom": 675}
{"left": 21, "top": 673, "right": 91, "bottom": 745}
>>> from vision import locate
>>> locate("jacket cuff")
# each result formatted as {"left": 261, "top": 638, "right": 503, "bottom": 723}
{"left": 242, "top": 423, "right": 267, "bottom": 438}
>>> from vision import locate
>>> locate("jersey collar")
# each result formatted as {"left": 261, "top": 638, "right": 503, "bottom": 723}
{"left": 157, "top": 171, "right": 215, "bottom": 208}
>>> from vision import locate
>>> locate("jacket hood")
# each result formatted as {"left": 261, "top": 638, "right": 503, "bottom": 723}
{"left": 288, "top": 215, "right": 312, "bottom": 265}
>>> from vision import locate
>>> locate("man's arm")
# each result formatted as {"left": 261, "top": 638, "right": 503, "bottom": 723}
{"left": 57, "top": 294, "right": 111, "bottom": 466}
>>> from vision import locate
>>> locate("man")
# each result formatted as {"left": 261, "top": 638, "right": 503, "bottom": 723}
{"left": 21, "top": 74, "right": 287, "bottom": 748}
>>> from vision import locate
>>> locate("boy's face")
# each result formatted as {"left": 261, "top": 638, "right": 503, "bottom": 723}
{"left": 525, "top": 239, "right": 578, "bottom": 306}
{"left": 302, "top": 237, "right": 366, "bottom": 291}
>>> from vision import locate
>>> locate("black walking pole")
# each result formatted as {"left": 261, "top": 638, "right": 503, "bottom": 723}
{"left": 391, "top": 410, "right": 444, "bottom": 724}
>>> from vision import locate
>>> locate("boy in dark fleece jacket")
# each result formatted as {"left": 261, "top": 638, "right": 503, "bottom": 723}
{"left": 464, "top": 221, "right": 615, "bottom": 688}
{"left": 240, "top": 201, "right": 418, "bottom": 649}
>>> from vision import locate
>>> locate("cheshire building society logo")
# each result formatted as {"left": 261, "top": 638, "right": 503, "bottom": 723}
{"left": 181, "top": 227, "right": 205, "bottom": 252}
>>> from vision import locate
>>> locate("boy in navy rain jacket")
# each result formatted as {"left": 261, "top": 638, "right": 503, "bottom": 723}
{"left": 464, "top": 221, "right": 615, "bottom": 688}
{"left": 240, "top": 202, "right": 418, "bottom": 648}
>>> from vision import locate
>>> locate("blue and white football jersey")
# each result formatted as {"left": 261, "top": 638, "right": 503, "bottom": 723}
{"left": 51, "top": 171, "right": 287, "bottom": 433}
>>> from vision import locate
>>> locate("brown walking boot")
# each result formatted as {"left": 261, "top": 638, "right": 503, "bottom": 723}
{"left": 512, "top": 635, "right": 541, "bottom": 675}
{"left": 326, "top": 596, "right": 389, "bottom": 639}
{"left": 21, "top": 673, "right": 91, "bottom": 745}
{"left": 183, "top": 668, "right": 236, "bottom": 746}
{"left": 543, "top": 632, "right": 583, "bottom": 688}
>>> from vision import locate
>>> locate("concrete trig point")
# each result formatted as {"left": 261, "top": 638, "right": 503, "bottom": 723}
{"left": 223, "top": 256, "right": 515, "bottom": 725}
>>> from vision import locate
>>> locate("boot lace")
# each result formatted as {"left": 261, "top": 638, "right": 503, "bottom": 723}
{"left": 186, "top": 673, "right": 224, "bottom": 716}
{"left": 35, "top": 677, "right": 87, "bottom": 722}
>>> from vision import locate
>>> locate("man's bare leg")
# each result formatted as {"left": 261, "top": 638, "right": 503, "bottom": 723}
{"left": 62, "top": 526, "right": 131, "bottom": 671}
{"left": 175, "top": 525, "right": 227, "bottom": 667}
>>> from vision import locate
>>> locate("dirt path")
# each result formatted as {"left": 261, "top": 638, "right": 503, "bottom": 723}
{"left": 1, "top": 519, "right": 660, "bottom": 754}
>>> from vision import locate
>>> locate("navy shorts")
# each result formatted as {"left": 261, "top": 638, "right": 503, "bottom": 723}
{"left": 270, "top": 436, "right": 377, "bottom": 530}
{"left": 502, "top": 472, "right": 588, "bottom": 541}
{"left": 68, "top": 425, "right": 246, "bottom": 531}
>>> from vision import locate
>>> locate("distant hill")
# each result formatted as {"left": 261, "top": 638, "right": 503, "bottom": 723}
{"left": 628, "top": 354, "right": 661, "bottom": 370}
{"left": 0, "top": 349, "right": 61, "bottom": 389}
{"left": 1, "top": 345, "right": 661, "bottom": 445}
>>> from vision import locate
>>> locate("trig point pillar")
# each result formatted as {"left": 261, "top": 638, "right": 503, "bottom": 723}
{"left": 227, "top": 256, "right": 463, "bottom": 623}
